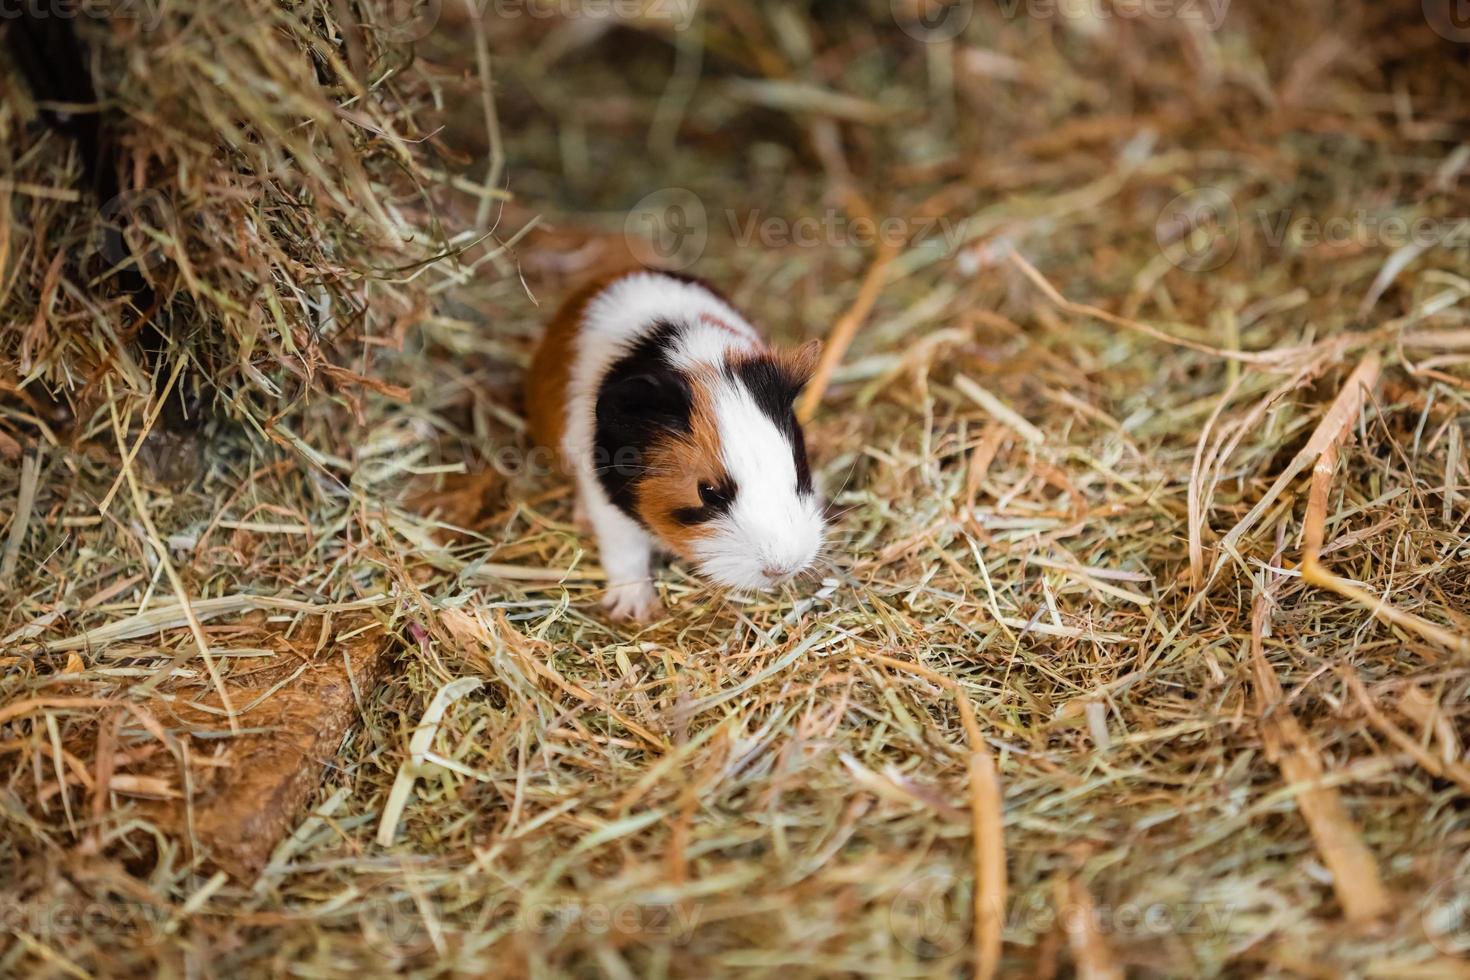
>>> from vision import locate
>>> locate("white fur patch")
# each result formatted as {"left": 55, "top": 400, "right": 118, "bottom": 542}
{"left": 562, "top": 272, "right": 760, "bottom": 473}
{"left": 689, "top": 375, "right": 824, "bottom": 590}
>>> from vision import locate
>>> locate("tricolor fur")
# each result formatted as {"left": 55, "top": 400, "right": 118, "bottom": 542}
{"left": 526, "top": 270, "right": 824, "bottom": 621}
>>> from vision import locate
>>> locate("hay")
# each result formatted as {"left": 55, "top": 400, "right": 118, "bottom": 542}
{"left": 0, "top": 0, "right": 480, "bottom": 429}
{"left": 3, "top": 1, "right": 1470, "bottom": 975}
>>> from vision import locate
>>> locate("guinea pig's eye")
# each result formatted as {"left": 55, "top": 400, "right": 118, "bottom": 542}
{"left": 698, "top": 482, "right": 729, "bottom": 508}
{"left": 673, "top": 480, "right": 734, "bottom": 526}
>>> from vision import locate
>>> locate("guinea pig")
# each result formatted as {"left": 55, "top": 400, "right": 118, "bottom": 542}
{"left": 525, "top": 269, "right": 825, "bottom": 622}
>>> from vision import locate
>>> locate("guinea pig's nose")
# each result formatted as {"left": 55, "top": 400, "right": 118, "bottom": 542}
{"left": 761, "top": 563, "right": 795, "bottom": 582}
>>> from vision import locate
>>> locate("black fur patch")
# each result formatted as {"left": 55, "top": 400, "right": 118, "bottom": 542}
{"left": 672, "top": 475, "right": 737, "bottom": 525}
{"left": 594, "top": 321, "right": 692, "bottom": 523}
{"left": 730, "top": 358, "right": 814, "bottom": 497}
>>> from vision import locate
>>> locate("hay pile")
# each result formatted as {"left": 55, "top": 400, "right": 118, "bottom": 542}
{"left": 3, "top": 1, "right": 1470, "bottom": 976}
{"left": 0, "top": 0, "right": 479, "bottom": 434}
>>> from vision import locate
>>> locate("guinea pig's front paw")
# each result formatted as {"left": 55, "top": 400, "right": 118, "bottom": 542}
{"left": 602, "top": 581, "right": 664, "bottom": 623}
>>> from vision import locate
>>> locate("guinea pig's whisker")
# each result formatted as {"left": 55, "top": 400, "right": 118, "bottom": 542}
{"left": 818, "top": 463, "right": 863, "bottom": 512}
{"left": 590, "top": 464, "right": 660, "bottom": 475}
{"left": 810, "top": 536, "right": 857, "bottom": 556}
{"left": 822, "top": 501, "right": 867, "bottom": 523}
{"left": 814, "top": 556, "right": 851, "bottom": 581}
{"left": 804, "top": 558, "right": 838, "bottom": 581}
{"left": 686, "top": 585, "right": 734, "bottom": 637}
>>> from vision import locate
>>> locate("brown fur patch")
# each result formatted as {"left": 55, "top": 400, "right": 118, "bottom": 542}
{"left": 726, "top": 339, "right": 822, "bottom": 391}
{"left": 780, "top": 339, "right": 823, "bottom": 388}
{"left": 525, "top": 270, "right": 638, "bottom": 471}
{"left": 637, "top": 370, "right": 726, "bottom": 557}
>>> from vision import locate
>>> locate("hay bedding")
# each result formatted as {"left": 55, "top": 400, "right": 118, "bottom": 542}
{"left": 3, "top": 1, "right": 1470, "bottom": 976}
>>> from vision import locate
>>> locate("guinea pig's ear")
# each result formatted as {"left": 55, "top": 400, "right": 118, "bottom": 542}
{"left": 777, "top": 340, "right": 823, "bottom": 394}
{"left": 601, "top": 368, "right": 692, "bottom": 432}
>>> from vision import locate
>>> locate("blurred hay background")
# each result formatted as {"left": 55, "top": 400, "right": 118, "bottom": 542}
{"left": 3, "top": 0, "right": 1470, "bottom": 976}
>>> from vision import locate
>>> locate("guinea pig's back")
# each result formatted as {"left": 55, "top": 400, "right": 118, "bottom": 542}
{"left": 525, "top": 275, "right": 614, "bottom": 454}
{"left": 527, "top": 269, "right": 754, "bottom": 458}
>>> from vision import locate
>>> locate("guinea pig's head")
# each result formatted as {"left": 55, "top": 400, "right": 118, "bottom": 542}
{"left": 600, "top": 340, "right": 825, "bottom": 591}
